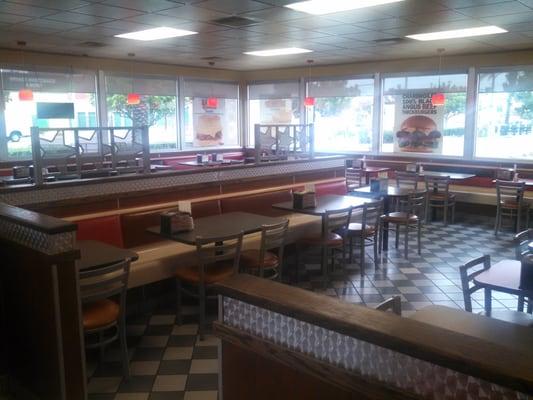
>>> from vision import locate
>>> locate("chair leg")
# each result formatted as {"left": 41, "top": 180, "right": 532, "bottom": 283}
{"left": 378, "top": 220, "right": 383, "bottom": 255}
{"left": 518, "top": 295, "right": 525, "bottom": 312}
{"left": 373, "top": 234, "right": 378, "bottom": 268}
{"left": 198, "top": 284, "right": 206, "bottom": 341}
{"left": 443, "top": 201, "right": 448, "bottom": 226}
{"left": 119, "top": 317, "right": 130, "bottom": 381}
{"left": 494, "top": 205, "right": 500, "bottom": 236}
{"left": 176, "top": 279, "right": 182, "bottom": 326}
{"left": 359, "top": 237, "right": 365, "bottom": 276}
{"left": 404, "top": 223, "right": 409, "bottom": 259}
{"left": 99, "top": 332, "right": 105, "bottom": 363}
{"left": 395, "top": 227, "right": 399, "bottom": 249}
{"left": 516, "top": 207, "right": 522, "bottom": 233}
{"left": 484, "top": 288, "right": 492, "bottom": 316}
{"left": 349, "top": 236, "right": 353, "bottom": 264}
{"left": 417, "top": 220, "right": 421, "bottom": 255}
{"left": 451, "top": 203, "right": 455, "bottom": 224}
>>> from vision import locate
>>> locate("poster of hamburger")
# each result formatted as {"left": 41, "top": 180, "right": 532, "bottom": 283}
{"left": 393, "top": 92, "right": 444, "bottom": 154}
{"left": 193, "top": 98, "right": 224, "bottom": 147}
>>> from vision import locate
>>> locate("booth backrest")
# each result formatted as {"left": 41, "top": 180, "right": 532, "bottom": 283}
{"left": 315, "top": 180, "right": 347, "bottom": 196}
{"left": 191, "top": 199, "right": 221, "bottom": 218}
{"left": 76, "top": 215, "right": 124, "bottom": 248}
{"left": 120, "top": 210, "right": 169, "bottom": 249}
{"left": 220, "top": 189, "right": 293, "bottom": 217}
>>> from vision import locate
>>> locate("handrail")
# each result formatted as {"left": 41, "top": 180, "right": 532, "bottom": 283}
{"left": 0, "top": 202, "right": 76, "bottom": 234}
{"left": 214, "top": 274, "right": 533, "bottom": 395}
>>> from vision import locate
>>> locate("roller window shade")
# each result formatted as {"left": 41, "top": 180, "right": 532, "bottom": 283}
{"left": 183, "top": 80, "right": 239, "bottom": 99}
{"left": 478, "top": 70, "right": 533, "bottom": 93}
{"left": 2, "top": 69, "right": 96, "bottom": 93}
{"left": 308, "top": 78, "right": 374, "bottom": 97}
{"left": 383, "top": 74, "right": 467, "bottom": 94}
{"left": 248, "top": 81, "right": 300, "bottom": 100}
{"left": 105, "top": 75, "right": 176, "bottom": 96}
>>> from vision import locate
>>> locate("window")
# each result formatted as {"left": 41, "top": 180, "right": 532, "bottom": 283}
{"left": 381, "top": 73, "right": 467, "bottom": 157}
{"left": 182, "top": 80, "right": 239, "bottom": 149}
{"left": 248, "top": 81, "right": 300, "bottom": 146}
{"left": 476, "top": 69, "right": 533, "bottom": 160}
{"left": 105, "top": 74, "right": 178, "bottom": 152}
{"left": 307, "top": 78, "right": 374, "bottom": 152}
{"left": 1, "top": 68, "right": 97, "bottom": 159}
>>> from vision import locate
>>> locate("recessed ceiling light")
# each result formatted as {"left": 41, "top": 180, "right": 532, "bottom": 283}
{"left": 244, "top": 47, "right": 313, "bottom": 56}
{"left": 115, "top": 27, "right": 197, "bottom": 41}
{"left": 285, "top": 0, "right": 405, "bottom": 15}
{"left": 406, "top": 26, "right": 507, "bottom": 41}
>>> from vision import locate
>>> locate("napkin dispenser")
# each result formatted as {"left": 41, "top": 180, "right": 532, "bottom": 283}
{"left": 293, "top": 191, "right": 317, "bottom": 209}
{"left": 160, "top": 210, "right": 194, "bottom": 234}
{"left": 519, "top": 254, "right": 533, "bottom": 290}
{"left": 370, "top": 177, "right": 388, "bottom": 193}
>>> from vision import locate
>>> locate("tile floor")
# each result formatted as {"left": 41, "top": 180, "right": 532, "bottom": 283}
{"left": 87, "top": 213, "right": 522, "bottom": 400}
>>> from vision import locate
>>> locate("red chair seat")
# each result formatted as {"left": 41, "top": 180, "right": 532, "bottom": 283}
{"left": 347, "top": 223, "right": 376, "bottom": 237}
{"left": 381, "top": 212, "right": 418, "bottom": 224}
{"left": 176, "top": 261, "right": 235, "bottom": 284}
{"left": 240, "top": 249, "right": 279, "bottom": 270}
{"left": 299, "top": 232, "right": 343, "bottom": 247}
{"left": 83, "top": 299, "right": 119, "bottom": 330}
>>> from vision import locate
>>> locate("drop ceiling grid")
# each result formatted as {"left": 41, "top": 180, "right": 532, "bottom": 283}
{"left": 0, "top": 0, "right": 530, "bottom": 70}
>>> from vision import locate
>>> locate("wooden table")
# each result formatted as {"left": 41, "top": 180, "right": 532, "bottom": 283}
{"left": 361, "top": 166, "right": 390, "bottom": 184}
{"left": 492, "top": 178, "right": 533, "bottom": 187}
{"left": 76, "top": 240, "right": 138, "bottom": 270}
{"left": 473, "top": 259, "right": 533, "bottom": 314}
{"left": 272, "top": 194, "right": 371, "bottom": 216}
{"left": 409, "top": 305, "right": 533, "bottom": 351}
{"left": 419, "top": 171, "right": 475, "bottom": 180}
{"left": 179, "top": 160, "right": 244, "bottom": 167}
{"left": 147, "top": 211, "right": 284, "bottom": 245}
{"left": 349, "top": 186, "right": 425, "bottom": 251}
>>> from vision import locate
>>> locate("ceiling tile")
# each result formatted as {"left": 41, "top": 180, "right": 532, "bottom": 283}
{"left": 193, "top": 0, "right": 272, "bottom": 14}
{"left": 157, "top": 4, "right": 232, "bottom": 22}
{"left": 0, "top": 3, "right": 58, "bottom": 17}
{"left": 480, "top": 11, "right": 533, "bottom": 24}
{"left": 456, "top": 1, "right": 531, "bottom": 17}
{"left": 45, "top": 11, "right": 113, "bottom": 24}
{"left": 6, "top": 0, "right": 90, "bottom": 10}
{"left": 0, "top": 12, "right": 33, "bottom": 24}
{"left": 73, "top": 4, "right": 145, "bottom": 18}
{"left": 100, "top": 0, "right": 184, "bottom": 13}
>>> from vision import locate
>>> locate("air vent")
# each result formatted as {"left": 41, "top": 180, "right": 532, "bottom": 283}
{"left": 79, "top": 41, "right": 107, "bottom": 48}
{"left": 211, "top": 16, "right": 259, "bottom": 28}
{"left": 201, "top": 56, "right": 225, "bottom": 61}
{"left": 373, "top": 37, "right": 407, "bottom": 45}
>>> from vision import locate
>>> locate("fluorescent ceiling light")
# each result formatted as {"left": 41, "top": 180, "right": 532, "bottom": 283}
{"left": 115, "top": 27, "right": 197, "bottom": 41}
{"left": 285, "top": 0, "right": 405, "bottom": 15}
{"left": 406, "top": 26, "right": 507, "bottom": 41}
{"left": 244, "top": 47, "right": 313, "bottom": 56}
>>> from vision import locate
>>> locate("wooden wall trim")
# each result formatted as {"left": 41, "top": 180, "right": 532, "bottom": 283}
{"left": 214, "top": 275, "right": 533, "bottom": 394}
{"left": 214, "top": 322, "right": 419, "bottom": 400}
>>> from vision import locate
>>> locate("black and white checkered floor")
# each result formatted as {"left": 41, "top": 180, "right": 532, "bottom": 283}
{"left": 87, "top": 213, "right": 521, "bottom": 400}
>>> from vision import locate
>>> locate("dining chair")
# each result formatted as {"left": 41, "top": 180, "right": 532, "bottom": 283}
{"left": 297, "top": 207, "right": 352, "bottom": 283}
{"left": 424, "top": 175, "right": 455, "bottom": 225}
{"left": 495, "top": 180, "right": 529, "bottom": 236}
{"left": 345, "top": 167, "right": 364, "bottom": 192}
{"left": 379, "top": 191, "right": 426, "bottom": 259}
{"left": 240, "top": 220, "right": 289, "bottom": 280}
{"left": 375, "top": 296, "right": 402, "bottom": 315}
{"left": 395, "top": 171, "right": 419, "bottom": 190}
{"left": 79, "top": 259, "right": 131, "bottom": 380}
{"left": 346, "top": 200, "right": 383, "bottom": 275}
{"left": 514, "top": 228, "right": 533, "bottom": 313}
{"left": 459, "top": 255, "right": 533, "bottom": 327}
{"left": 175, "top": 231, "right": 243, "bottom": 339}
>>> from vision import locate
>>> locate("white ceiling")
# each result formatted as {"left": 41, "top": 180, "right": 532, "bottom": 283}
{"left": 1, "top": 0, "right": 533, "bottom": 71}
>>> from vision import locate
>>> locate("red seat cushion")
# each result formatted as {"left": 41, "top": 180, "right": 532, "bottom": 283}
{"left": 76, "top": 215, "right": 124, "bottom": 248}
{"left": 315, "top": 181, "right": 347, "bottom": 196}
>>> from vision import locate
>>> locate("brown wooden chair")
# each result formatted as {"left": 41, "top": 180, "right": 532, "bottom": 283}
{"left": 80, "top": 259, "right": 131, "bottom": 380}
{"left": 379, "top": 191, "right": 426, "bottom": 259}
{"left": 346, "top": 200, "right": 383, "bottom": 275}
{"left": 176, "top": 232, "right": 243, "bottom": 339}
{"left": 297, "top": 207, "right": 352, "bottom": 282}
{"left": 425, "top": 175, "right": 455, "bottom": 225}
{"left": 345, "top": 167, "right": 363, "bottom": 192}
{"left": 514, "top": 229, "right": 533, "bottom": 313}
{"left": 495, "top": 180, "right": 529, "bottom": 236}
{"left": 395, "top": 171, "right": 419, "bottom": 190}
{"left": 459, "top": 255, "right": 533, "bottom": 327}
{"left": 375, "top": 296, "right": 402, "bottom": 315}
{"left": 240, "top": 220, "right": 289, "bottom": 280}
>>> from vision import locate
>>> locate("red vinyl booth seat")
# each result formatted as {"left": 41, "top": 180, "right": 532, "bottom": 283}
{"left": 76, "top": 215, "right": 124, "bottom": 248}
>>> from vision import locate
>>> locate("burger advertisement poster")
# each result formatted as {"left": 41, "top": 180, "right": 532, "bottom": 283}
{"left": 393, "top": 91, "right": 444, "bottom": 154}
{"left": 193, "top": 98, "right": 224, "bottom": 147}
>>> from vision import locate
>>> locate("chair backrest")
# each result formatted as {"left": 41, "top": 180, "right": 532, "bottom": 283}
{"left": 514, "top": 228, "right": 533, "bottom": 260}
{"left": 403, "top": 191, "right": 427, "bottom": 215}
{"left": 361, "top": 199, "right": 383, "bottom": 230}
{"left": 324, "top": 206, "right": 353, "bottom": 234}
{"left": 259, "top": 220, "right": 289, "bottom": 277}
{"left": 345, "top": 168, "right": 363, "bottom": 190}
{"left": 459, "top": 255, "right": 491, "bottom": 312}
{"left": 496, "top": 180, "right": 525, "bottom": 206}
{"left": 395, "top": 171, "right": 418, "bottom": 190}
{"left": 375, "top": 296, "right": 401, "bottom": 315}
{"left": 424, "top": 175, "right": 450, "bottom": 194}
{"left": 195, "top": 231, "right": 244, "bottom": 283}
{"left": 79, "top": 259, "right": 131, "bottom": 321}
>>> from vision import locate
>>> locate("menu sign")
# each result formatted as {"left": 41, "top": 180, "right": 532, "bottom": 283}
{"left": 193, "top": 98, "right": 224, "bottom": 147}
{"left": 393, "top": 92, "right": 444, "bottom": 154}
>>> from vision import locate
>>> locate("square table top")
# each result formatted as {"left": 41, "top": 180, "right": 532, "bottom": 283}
{"left": 350, "top": 185, "right": 424, "bottom": 198}
{"left": 147, "top": 211, "right": 285, "bottom": 245}
{"left": 272, "top": 194, "right": 372, "bottom": 216}
{"left": 76, "top": 240, "right": 138, "bottom": 270}
{"left": 419, "top": 171, "right": 475, "bottom": 180}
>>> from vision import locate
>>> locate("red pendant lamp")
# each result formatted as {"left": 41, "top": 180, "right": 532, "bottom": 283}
{"left": 18, "top": 88, "right": 33, "bottom": 101}
{"left": 206, "top": 97, "right": 218, "bottom": 108}
{"left": 304, "top": 59, "right": 315, "bottom": 107}
{"left": 127, "top": 93, "right": 141, "bottom": 105}
{"left": 431, "top": 92, "right": 445, "bottom": 106}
